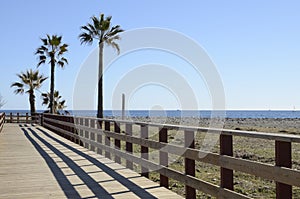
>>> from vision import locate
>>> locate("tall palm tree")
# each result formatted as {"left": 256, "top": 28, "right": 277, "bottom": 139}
{"left": 79, "top": 13, "right": 124, "bottom": 118}
{"left": 35, "top": 34, "right": 68, "bottom": 114}
{"left": 41, "top": 90, "right": 69, "bottom": 115}
{"left": 11, "top": 69, "right": 47, "bottom": 115}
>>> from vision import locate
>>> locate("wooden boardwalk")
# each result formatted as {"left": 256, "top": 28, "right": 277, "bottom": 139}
{"left": 0, "top": 124, "right": 183, "bottom": 199}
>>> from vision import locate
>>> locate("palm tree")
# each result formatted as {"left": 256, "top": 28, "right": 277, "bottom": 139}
{"left": 35, "top": 34, "right": 68, "bottom": 114}
{"left": 11, "top": 69, "right": 47, "bottom": 115}
{"left": 79, "top": 13, "right": 124, "bottom": 118}
{"left": 42, "top": 90, "right": 69, "bottom": 115}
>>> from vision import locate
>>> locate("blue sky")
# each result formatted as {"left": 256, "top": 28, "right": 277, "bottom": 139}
{"left": 1, "top": 0, "right": 300, "bottom": 110}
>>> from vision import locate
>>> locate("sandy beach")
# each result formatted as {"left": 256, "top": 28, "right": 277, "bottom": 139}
{"left": 124, "top": 117, "right": 300, "bottom": 135}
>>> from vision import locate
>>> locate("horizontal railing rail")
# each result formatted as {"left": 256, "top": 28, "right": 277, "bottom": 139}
{"left": 0, "top": 112, "right": 5, "bottom": 132}
{"left": 4, "top": 113, "right": 41, "bottom": 124}
{"left": 42, "top": 114, "right": 300, "bottom": 199}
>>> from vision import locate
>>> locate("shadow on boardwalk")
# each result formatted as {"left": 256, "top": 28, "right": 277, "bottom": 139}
{"left": 21, "top": 125, "right": 159, "bottom": 199}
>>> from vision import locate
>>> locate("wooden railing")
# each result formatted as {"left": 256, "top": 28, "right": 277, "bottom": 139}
{"left": 4, "top": 113, "right": 41, "bottom": 124}
{"left": 42, "top": 114, "right": 300, "bottom": 199}
{"left": 0, "top": 113, "right": 5, "bottom": 132}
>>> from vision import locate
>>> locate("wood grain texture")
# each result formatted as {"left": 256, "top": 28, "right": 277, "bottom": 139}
{"left": 0, "top": 124, "right": 183, "bottom": 199}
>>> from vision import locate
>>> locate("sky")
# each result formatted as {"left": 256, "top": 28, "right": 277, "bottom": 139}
{"left": 1, "top": 0, "right": 300, "bottom": 111}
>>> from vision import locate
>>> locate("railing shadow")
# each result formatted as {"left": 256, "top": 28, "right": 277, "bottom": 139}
{"left": 23, "top": 126, "right": 158, "bottom": 199}
{"left": 21, "top": 127, "right": 82, "bottom": 199}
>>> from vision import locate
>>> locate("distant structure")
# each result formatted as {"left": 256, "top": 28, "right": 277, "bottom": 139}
{"left": 122, "top": 93, "right": 125, "bottom": 120}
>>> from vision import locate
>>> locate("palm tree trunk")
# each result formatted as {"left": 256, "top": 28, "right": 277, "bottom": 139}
{"left": 97, "top": 42, "right": 104, "bottom": 118}
{"left": 50, "top": 57, "right": 55, "bottom": 114}
{"left": 29, "top": 91, "right": 36, "bottom": 116}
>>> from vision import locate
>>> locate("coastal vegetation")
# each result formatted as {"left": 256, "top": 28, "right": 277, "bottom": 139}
{"left": 4, "top": 10, "right": 299, "bottom": 199}
{"left": 9, "top": 13, "right": 123, "bottom": 117}
{"left": 79, "top": 13, "right": 124, "bottom": 118}
{"left": 11, "top": 69, "right": 47, "bottom": 116}
{"left": 42, "top": 90, "right": 69, "bottom": 114}
{"left": 35, "top": 35, "right": 69, "bottom": 114}
{"left": 111, "top": 117, "right": 300, "bottom": 198}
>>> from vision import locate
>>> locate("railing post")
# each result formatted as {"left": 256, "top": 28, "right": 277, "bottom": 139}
{"left": 26, "top": 113, "right": 28, "bottom": 123}
{"left": 141, "top": 124, "right": 149, "bottom": 178}
{"left": 10, "top": 113, "right": 12, "bottom": 123}
{"left": 105, "top": 121, "right": 111, "bottom": 159}
{"left": 184, "top": 130, "right": 196, "bottom": 199}
{"left": 34, "top": 113, "right": 38, "bottom": 124}
{"left": 114, "top": 122, "right": 121, "bottom": 164}
{"left": 75, "top": 117, "right": 81, "bottom": 145}
{"left": 63, "top": 116, "right": 67, "bottom": 139}
{"left": 220, "top": 134, "right": 234, "bottom": 190}
{"left": 126, "top": 123, "right": 133, "bottom": 169}
{"left": 40, "top": 114, "right": 44, "bottom": 126}
{"left": 62, "top": 116, "right": 67, "bottom": 139}
{"left": 97, "top": 120, "right": 103, "bottom": 155}
{"left": 85, "top": 118, "right": 90, "bottom": 149}
{"left": 79, "top": 118, "right": 84, "bottom": 146}
{"left": 275, "top": 140, "right": 292, "bottom": 199}
{"left": 90, "top": 119, "right": 95, "bottom": 151}
{"left": 67, "top": 116, "right": 71, "bottom": 142}
{"left": 67, "top": 116, "right": 73, "bottom": 142}
{"left": 159, "top": 127, "right": 169, "bottom": 188}
{"left": 17, "top": 113, "right": 19, "bottom": 123}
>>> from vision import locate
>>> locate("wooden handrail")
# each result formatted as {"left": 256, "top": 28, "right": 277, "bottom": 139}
{"left": 42, "top": 114, "right": 300, "bottom": 199}
{"left": 42, "top": 113, "right": 300, "bottom": 143}
{"left": 4, "top": 113, "right": 41, "bottom": 124}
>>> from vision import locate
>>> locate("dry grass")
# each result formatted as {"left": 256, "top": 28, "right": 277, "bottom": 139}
{"left": 103, "top": 118, "right": 300, "bottom": 198}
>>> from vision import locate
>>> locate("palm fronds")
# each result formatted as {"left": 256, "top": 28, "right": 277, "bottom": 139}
{"left": 79, "top": 13, "right": 124, "bottom": 51}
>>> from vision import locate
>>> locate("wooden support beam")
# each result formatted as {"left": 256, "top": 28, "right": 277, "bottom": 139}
{"left": 275, "top": 141, "right": 292, "bottom": 199}
{"left": 126, "top": 123, "right": 133, "bottom": 169}
{"left": 185, "top": 130, "right": 196, "bottom": 199}
{"left": 159, "top": 127, "right": 169, "bottom": 188}
{"left": 220, "top": 134, "right": 234, "bottom": 190}
{"left": 141, "top": 125, "right": 149, "bottom": 178}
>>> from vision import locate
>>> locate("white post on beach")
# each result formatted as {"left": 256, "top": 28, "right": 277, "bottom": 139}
{"left": 122, "top": 93, "right": 125, "bottom": 120}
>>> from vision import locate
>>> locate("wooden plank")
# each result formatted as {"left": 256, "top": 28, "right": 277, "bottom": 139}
{"left": 44, "top": 121, "right": 300, "bottom": 187}
{"left": 126, "top": 123, "right": 133, "bottom": 169}
{"left": 96, "top": 119, "right": 103, "bottom": 155}
{"left": 85, "top": 137, "right": 250, "bottom": 199}
{"left": 220, "top": 134, "right": 233, "bottom": 190}
{"left": 275, "top": 141, "right": 292, "bottom": 199}
{"left": 141, "top": 125, "right": 149, "bottom": 178}
{"left": 43, "top": 116, "right": 300, "bottom": 143}
{"left": 90, "top": 119, "right": 96, "bottom": 151}
{"left": 42, "top": 116, "right": 300, "bottom": 198}
{"left": 84, "top": 118, "right": 90, "bottom": 149}
{"left": 104, "top": 121, "right": 111, "bottom": 158}
{"left": 0, "top": 124, "right": 183, "bottom": 199}
{"left": 79, "top": 118, "right": 84, "bottom": 145}
{"left": 159, "top": 127, "right": 168, "bottom": 188}
{"left": 184, "top": 130, "right": 196, "bottom": 199}
{"left": 114, "top": 122, "right": 121, "bottom": 164}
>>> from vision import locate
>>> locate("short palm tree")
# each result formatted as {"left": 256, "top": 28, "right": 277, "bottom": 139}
{"left": 11, "top": 69, "right": 47, "bottom": 115}
{"left": 35, "top": 34, "right": 68, "bottom": 114}
{"left": 42, "top": 90, "right": 69, "bottom": 114}
{"left": 79, "top": 13, "right": 124, "bottom": 118}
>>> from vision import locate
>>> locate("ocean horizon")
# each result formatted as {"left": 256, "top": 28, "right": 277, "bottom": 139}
{"left": 1, "top": 110, "right": 300, "bottom": 119}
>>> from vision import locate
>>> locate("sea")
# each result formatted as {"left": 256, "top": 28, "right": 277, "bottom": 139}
{"left": 2, "top": 110, "right": 300, "bottom": 119}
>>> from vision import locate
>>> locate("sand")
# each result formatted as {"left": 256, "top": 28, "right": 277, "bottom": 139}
{"left": 119, "top": 117, "right": 300, "bottom": 135}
